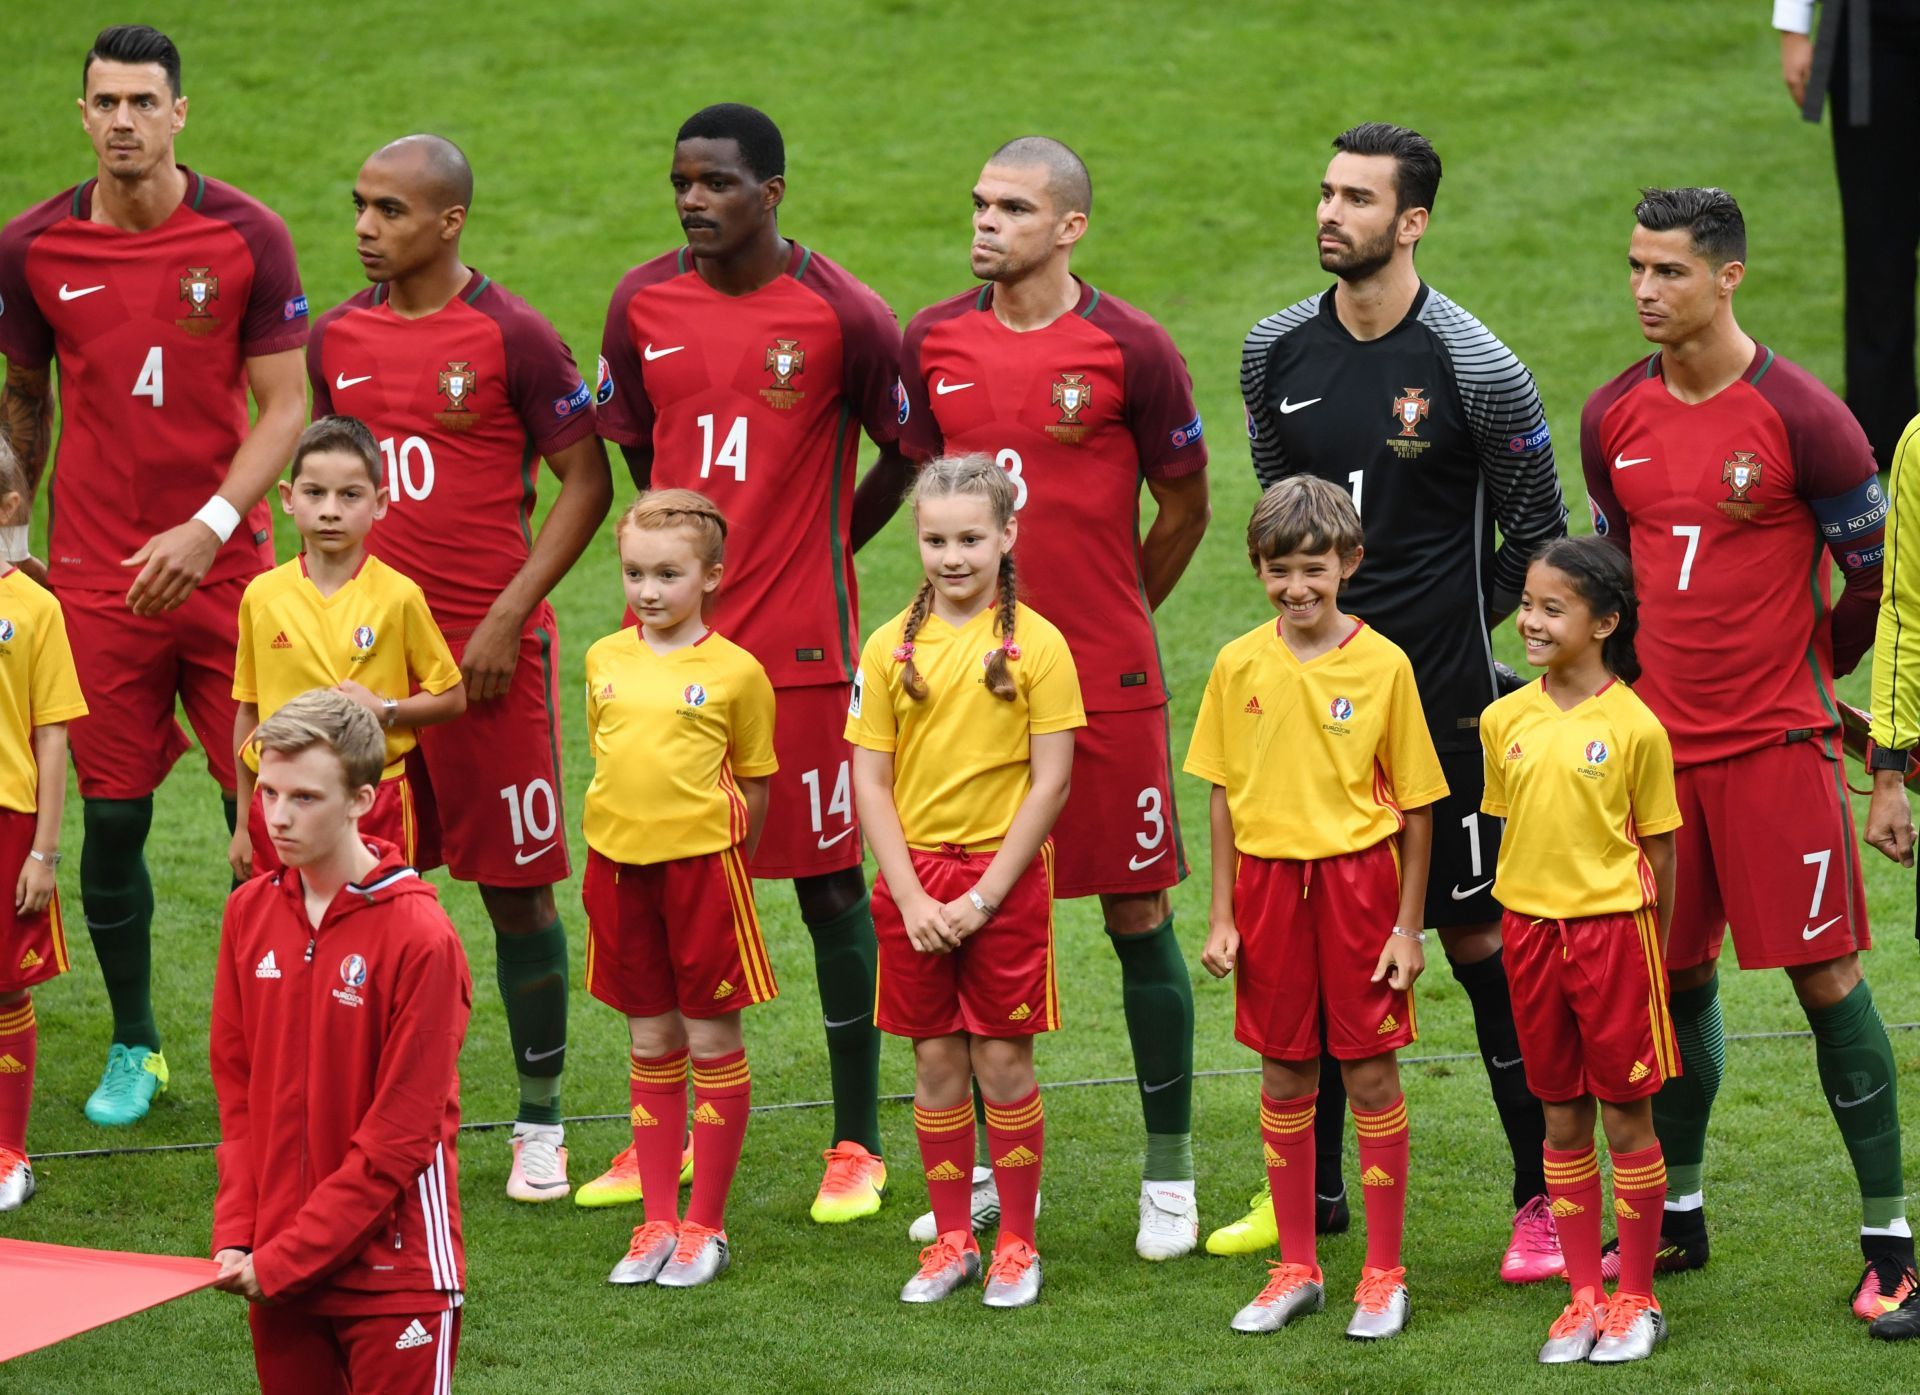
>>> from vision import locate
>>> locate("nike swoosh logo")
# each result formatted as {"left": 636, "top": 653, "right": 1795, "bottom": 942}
{"left": 520, "top": 1177, "right": 569, "bottom": 1191}
{"left": 1490, "top": 1055, "right": 1523, "bottom": 1070}
{"left": 1451, "top": 879, "right": 1493, "bottom": 900}
{"left": 935, "top": 379, "right": 974, "bottom": 395}
{"left": 816, "top": 827, "right": 854, "bottom": 850}
{"left": 334, "top": 372, "right": 372, "bottom": 390}
{"left": 1140, "top": 1076, "right": 1185, "bottom": 1094}
{"left": 1613, "top": 454, "right": 1651, "bottom": 470}
{"left": 1801, "top": 914, "right": 1842, "bottom": 941}
{"left": 642, "top": 343, "right": 684, "bottom": 361}
{"left": 513, "top": 843, "right": 556, "bottom": 866}
{"left": 1128, "top": 849, "right": 1168, "bottom": 871}
{"left": 522, "top": 1043, "right": 566, "bottom": 1063}
{"left": 1836, "top": 1082, "right": 1888, "bottom": 1109}
{"left": 58, "top": 284, "right": 105, "bottom": 301}
{"left": 1278, "top": 397, "right": 1322, "bottom": 414}
{"left": 822, "top": 1012, "right": 871, "bottom": 1030}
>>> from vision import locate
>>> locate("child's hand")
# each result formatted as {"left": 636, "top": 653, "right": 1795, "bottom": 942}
{"left": 333, "top": 679, "right": 385, "bottom": 716}
{"left": 901, "top": 891, "right": 959, "bottom": 954}
{"left": 937, "top": 895, "right": 989, "bottom": 943}
{"left": 212, "top": 1249, "right": 265, "bottom": 1301}
{"left": 15, "top": 853, "right": 53, "bottom": 915}
{"left": 228, "top": 824, "right": 254, "bottom": 883}
{"left": 1371, "top": 931, "right": 1425, "bottom": 992}
{"left": 1201, "top": 919, "right": 1239, "bottom": 978}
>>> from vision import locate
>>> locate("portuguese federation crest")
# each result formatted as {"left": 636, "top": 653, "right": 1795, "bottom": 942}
{"left": 760, "top": 338, "right": 806, "bottom": 409}
{"left": 177, "top": 266, "right": 220, "bottom": 334}
{"left": 1719, "top": 450, "right": 1763, "bottom": 521}
{"left": 1391, "top": 386, "right": 1429, "bottom": 438}
{"left": 1047, "top": 372, "right": 1094, "bottom": 444}
{"left": 437, "top": 361, "right": 478, "bottom": 428}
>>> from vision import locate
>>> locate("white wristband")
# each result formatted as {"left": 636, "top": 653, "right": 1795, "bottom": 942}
{"left": 1391, "top": 925, "right": 1428, "bottom": 944}
{"left": 0, "top": 526, "right": 28, "bottom": 564}
{"left": 193, "top": 496, "right": 243, "bottom": 544}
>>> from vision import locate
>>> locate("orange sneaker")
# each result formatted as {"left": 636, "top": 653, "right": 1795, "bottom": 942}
{"left": 810, "top": 1141, "right": 888, "bottom": 1223}
{"left": 982, "top": 1236, "right": 1042, "bottom": 1308}
{"left": 1230, "top": 1260, "right": 1325, "bottom": 1333}
{"left": 608, "top": 1219, "right": 679, "bottom": 1285}
{"left": 575, "top": 1135, "right": 695, "bottom": 1208}
{"left": 1855, "top": 1252, "right": 1918, "bottom": 1320}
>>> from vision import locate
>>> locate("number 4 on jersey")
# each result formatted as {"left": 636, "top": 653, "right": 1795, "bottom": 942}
{"left": 132, "top": 346, "right": 164, "bottom": 407}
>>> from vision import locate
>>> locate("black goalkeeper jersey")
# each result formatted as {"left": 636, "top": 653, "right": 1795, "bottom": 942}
{"left": 1241, "top": 282, "right": 1568, "bottom": 751}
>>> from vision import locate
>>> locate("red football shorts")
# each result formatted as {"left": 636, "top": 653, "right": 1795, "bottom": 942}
{"left": 248, "top": 775, "right": 415, "bottom": 877}
{"left": 1668, "top": 738, "right": 1870, "bottom": 971}
{"left": 409, "top": 604, "right": 569, "bottom": 888}
{"left": 1502, "top": 907, "right": 1679, "bottom": 1104}
{"left": 748, "top": 682, "right": 860, "bottom": 881}
{"left": 874, "top": 843, "right": 1059, "bottom": 1039}
{"left": 1232, "top": 840, "right": 1415, "bottom": 1061}
{"left": 60, "top": 575, "right": 252, "bottom": 799}
{"left": 0, "top": 809, "right": 66, "bottom": 993}
{"left": 582, "top": 846, "right": 777, "bottom": 1019}
{"left": 1050, "top": 704, "right": 1188, "bottom": 899}
{"left": 248, "top": 1299, "right": 460, "bottom": 1395}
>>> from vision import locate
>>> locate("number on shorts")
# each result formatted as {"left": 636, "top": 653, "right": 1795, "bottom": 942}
{"left": 996, "top": 448, "right": 1029, "bottom": 509}
{"left": 800, "top": 763, "right": 852, "bottom": 833}
{"left": 1136, "top": 786, "right": 1166, "bottom": 850}
{"left": 498, "top": 779, "right": 559, "bottom": 846}
{"left": 132, "top": 346, "right": 164, "bottom": 407}
{"left": 1803, "top": 848, "right": 1832, "bottom": 919}
{"left": 378, "top": 435, "right": 436, "bottom": 502}
{"left": 697, "top": 413, "right": 748, "bottom": 481}
{"left": 1461, "top": 811, "right": 1484, "bottom": 878}
{"left": 1671, "top": 524, "right": 1702, "bottom": 590}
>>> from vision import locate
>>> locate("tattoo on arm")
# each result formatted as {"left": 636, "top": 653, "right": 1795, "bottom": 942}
{"left": 1, "top": 362, "right": 53, "bottom": 493}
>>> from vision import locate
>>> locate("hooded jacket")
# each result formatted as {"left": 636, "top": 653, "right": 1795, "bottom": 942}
{"left": 210, "top": 839, "right": 472, "bottom": 1313}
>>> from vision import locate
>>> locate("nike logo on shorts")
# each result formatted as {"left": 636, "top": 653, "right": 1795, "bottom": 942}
{"left": 816, "top": 827, "right": 854, "bottom": 850}
{"left": 1129, "top": 849, "right": 1168, "bottom": 871}
{"left": 514, "top": 843, "right": 556, "bottom": 866}
{"left": 1451, "top": 879, "right": 1493, "bottom": 900}
{"left": 1802, "top": 914, "right": 1842, "bottom": 941}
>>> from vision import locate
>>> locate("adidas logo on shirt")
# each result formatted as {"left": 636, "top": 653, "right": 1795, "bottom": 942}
{"left": 996, "top": 1146, "right": 1039, "bottom": 1168}
{"left": 1361, "top": 1165, "right": 1396, "bottom": 1188}
{"left": 1007, "top": 1003, "right": 1033, "bottom": 1022}
{"left": 18, "top": 949, "right": 40, "bottom": 970}
{"left": 394, "top": 1318, "right": 433, "bottom": 1350}
{"left": 255, "top": 951, "right": 282, "bottom": 980}
{"left": 692, "top": 1101, "right": 726, "bottom": 1127}
{"left": 1506, "top": 742, "right": 1524, "bottom": 761}
{"left": 925, "top": 1160, "right": 966, "bottom": 1182}
{"left": 600, "top": 683, "right": 614, "bottom": 698}
{"left": 270, "top": 631, "right": 292, "bottom": 650}
{"left": 712, "top": 979, "right": 736, "bottom": 1000}
{"left": 631, "top": 1103, "right": 657, "bottom": 1127}
{"left": 1614, "top": 1197, "right": 1641, "bottom": 1221}
{"left": 0, "top": 1055, "right": 23, "bottom": 1074}
{"left": 1376, "top": 1013, "right": 1399, "bottom": 1034}
{"left": 1549, "top": 1196, "right": 1585, "bottom": 1218}
{"left": 1627, "top": 1059, "right": 1650, "bottom": 1084}
{"left": 1244, "top": 696, "right": 1264, "bottom": 715}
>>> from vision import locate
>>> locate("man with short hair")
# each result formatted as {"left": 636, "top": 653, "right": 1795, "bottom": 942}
{"left": 310, "top": 133, "right": 613, "bottom": 1202}
{"left": 0, "top": 23, "right": 309, "bottom": 1127}
{"left": 1232, "top": 122, "right": 1567, "bottom": 1279}
{"left": 597, "top": 103, "right": 913, "bottom": 1223}
{"left": 1583, "top": 185, "right": 1909, "bottom": 1319}
{"left": 896, "top": 135, "right": 1212, "bottom": 1260}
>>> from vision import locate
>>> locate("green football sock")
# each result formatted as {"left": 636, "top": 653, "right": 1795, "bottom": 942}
{"left": 1110, "top": 917, "right": 1196, "bottom": 1181}
{"left": 496, "top": 921, "right": 568, "bottom": 1126}
{"left": 1808, "top": 979, "right": 1906, "bottom": 1229}
{"left": 1651, "top": 972, "right": 1724, "bottom": 1201}
{"left": 79, "top": 797, "right": 160, "bottom": 1053}
{"left": 805, "top": 894, "right": 882, "bottom": 1156}
{"left": 223, "top": 793, "right": 242, "bottom": 891}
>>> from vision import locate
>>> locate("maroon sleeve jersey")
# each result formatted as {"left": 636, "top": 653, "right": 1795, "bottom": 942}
{"left": 597, "top": 244, "right": 904, "bottom": 688}
{"left": 309, "top": 272, "right": 595, "bottom": 631}
{"left": 898, "top": 281, "right": 1207, "bottom": 712}
{"left": 0, "top": 170, "right": 307, "bottom": 589}
{"left": 1581, "top": 346, "right": 1885, "bottom": 767}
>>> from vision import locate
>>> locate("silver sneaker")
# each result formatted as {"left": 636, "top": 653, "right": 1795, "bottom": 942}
{"left": 900, "top": 1232, "right": 982, "bottom": 1303}
{"left": 1588, "top": 1294, "right": 1665, "bottom": 1363}
{"left": 907, "top": 1170, "right": 1043, "bottom": 1243}
{"left": 0, "top": 1154, "right": 34, "bottom": 1212}
{"left": 981, "top": 1240, "right": 1042, "bottom": 1309}
{"left": 608, "top": 1221, "right": 679, "bottom": 1285}
{"left": 1230, "top": 1263, "right": 1324, "bottom": 1333}
{"left": 655, "top": 1225, "right": 730, "bottom": 1288}
{"left": 1538, "top": 1289, "right": 1606, "bottom": 1363}
{"left": 1345, "top": 1266, "right": 1409, "bottom": 1341}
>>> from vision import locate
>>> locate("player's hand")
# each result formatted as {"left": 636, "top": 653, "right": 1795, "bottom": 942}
{"left": 901, "top": 891, "right": 959, "bottom": 954}
{"left": 936, "top": 895, "right": 989, "bottom": 943}
{"left": 1201, "top": 920, "right": 1239, "bottom": 978}
{"left": 1866, "top": 776, "right": 1916, "bottom": 867}
{"left": 1372, "top": 932, "right": 1425, "bottom": 992}
{"left": 212, "top": 1250, "right": 265, "bottom": 1302}
{"left": 228, "top": 825, "right": 255, "bottom": 883}
{"left": 1781, "top": 30, "right": 1813, "bottom": 107}
{"left": 122, "top": 520, "right": 221, "bottom": 616}
{"left": 460, "top": 610, "right": 522, "bottom": 703}
{"left": 333, "top": 678, "right": 386, "bottom": 717}
{"left": 14, "top": 853, "right": 53, "bottom": 915}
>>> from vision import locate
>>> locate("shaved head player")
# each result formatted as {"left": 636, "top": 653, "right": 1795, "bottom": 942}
{"left": 309, "top": 133, "right": 615, "bottom": 1202}
{"left": 0, "top": 25, "right": 310, "bottom": 1127}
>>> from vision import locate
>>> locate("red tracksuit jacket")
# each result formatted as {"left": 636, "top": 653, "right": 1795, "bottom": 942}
{"left": 210, "top": 841, "right": 473, "bottom": 1313}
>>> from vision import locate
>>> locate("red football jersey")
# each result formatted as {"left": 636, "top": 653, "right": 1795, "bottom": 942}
{"left": 899, "top": 281, "right": 1207, "bottom": 712}
{"left": 0, "top": 169, "right": 307, "bottom": 590}
{"left": 309, "top": 272, "right": 596, "bottom": 631}
{"left": 597, "top": 243, "right": 903, "bottom": 688}
{"left": 1582, "top": 346, "right": 1884, "bottom": 768}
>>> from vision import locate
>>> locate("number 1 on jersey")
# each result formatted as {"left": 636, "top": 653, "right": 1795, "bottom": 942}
{"left": 698, "top": 414, "right": 748, "bottom": 482}
{"left": 1347, "top": 469, "right": 1364, "bottom": 517}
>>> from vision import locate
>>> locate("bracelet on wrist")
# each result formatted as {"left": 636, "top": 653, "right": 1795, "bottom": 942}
{"left": 28, "top": 848, "right": 61, "bottom": 868}
{"left": 1391, "top": 925, "right": 1427, "bottom": 944}
{"left": 967, "top": 888, "right": 999, "bottom": 921}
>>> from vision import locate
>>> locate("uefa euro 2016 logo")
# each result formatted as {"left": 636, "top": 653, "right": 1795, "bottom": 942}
{"left": 1330, "top": 697, "right": 1354, "bottom": 721}
{"left": 0, "top": 620, "right": 15, "bottom": 644}
{"left": 683, "top": 684, "right": 707, "bottom": 708}
{"left": 339, "top": 954, "right": 368, "bottom": 987}
{"left": 353, "top": 625, "right": 375, "bottom": 651}
{"left": 1585, "top": 740, "right": 1609, "bottom": 764}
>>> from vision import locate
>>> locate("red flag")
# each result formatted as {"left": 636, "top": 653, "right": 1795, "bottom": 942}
{"left": 0, "top": 1238, "right": 218, "bottom": 1362}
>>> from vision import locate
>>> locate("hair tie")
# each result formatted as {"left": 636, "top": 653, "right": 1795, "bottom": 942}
{"left": 892, "top": 643, "right": 915, "bottom": 663}
{"left": 1001, "top": 642, "right": 1021, "bottom": 661}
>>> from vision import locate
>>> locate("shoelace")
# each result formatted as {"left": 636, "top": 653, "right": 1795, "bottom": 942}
{"left": 516, "top": 1133, "right": 563, "bottom": 1181}
{"left": 914, "top": 1234, "right": 973, "bottom": 1278}
{"left": 819, "top": 1143, "right": 876, "bottom": 1192}
{"left": 1245, "top": 1183, "right": 1272, "bottom": 1214}
{"left": 672, "top": 1222, "right": 720, "bottom": 1264}
{"left": 94, "top": 1048, "right": 144, "bottom": 1104}
{"left": 626, "top": 1220, "right": 678, "bottom": 1259}
{"left": 1864, "top": 1257, "right": 1916, "bottom": 1302}
{"left": 1253, "top": 1260, "right": 1320, "bottom": 1305}
{"left": 1141, "top": 1191, "right": 1193, "bottom": 1235}
{"left": 1547, "top": 1291, "right": 1603, "bottom": 1339}
{"left": 1352, "top": 1265, "right": 1407, "bottom": 1314}
{"left": 986, "top": 1240, "right": 1036, "bottom": 1285}
{"left": 1514, "top": 1196, "right": 1561, "bottom": 1254}
{"left": 1600, "top": 1291, "right": 1656, "bottom": 1338}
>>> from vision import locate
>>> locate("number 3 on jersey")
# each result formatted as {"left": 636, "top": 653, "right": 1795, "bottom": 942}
{"left": 995, "top": 448, "right": 1028, "bottom": 509}
{"left": 698, "top": 414, "right": 748, "bottom": 482}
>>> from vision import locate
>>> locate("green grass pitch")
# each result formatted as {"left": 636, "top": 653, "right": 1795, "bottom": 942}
{"left": 3, "top": 1, "right": 1917, "bottom": 1391}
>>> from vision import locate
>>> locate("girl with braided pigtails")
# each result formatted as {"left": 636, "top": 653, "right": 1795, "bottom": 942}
{"left": 846, "top": 454, "right": 1085, "bottom": 1309}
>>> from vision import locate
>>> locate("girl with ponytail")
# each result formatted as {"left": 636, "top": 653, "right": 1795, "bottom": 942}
{"left": 1477, "top": 535, "right": 1682, "bottom": 1363}
{"left": 845, "top": 454, "right": 1086, "bottom": 1309}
